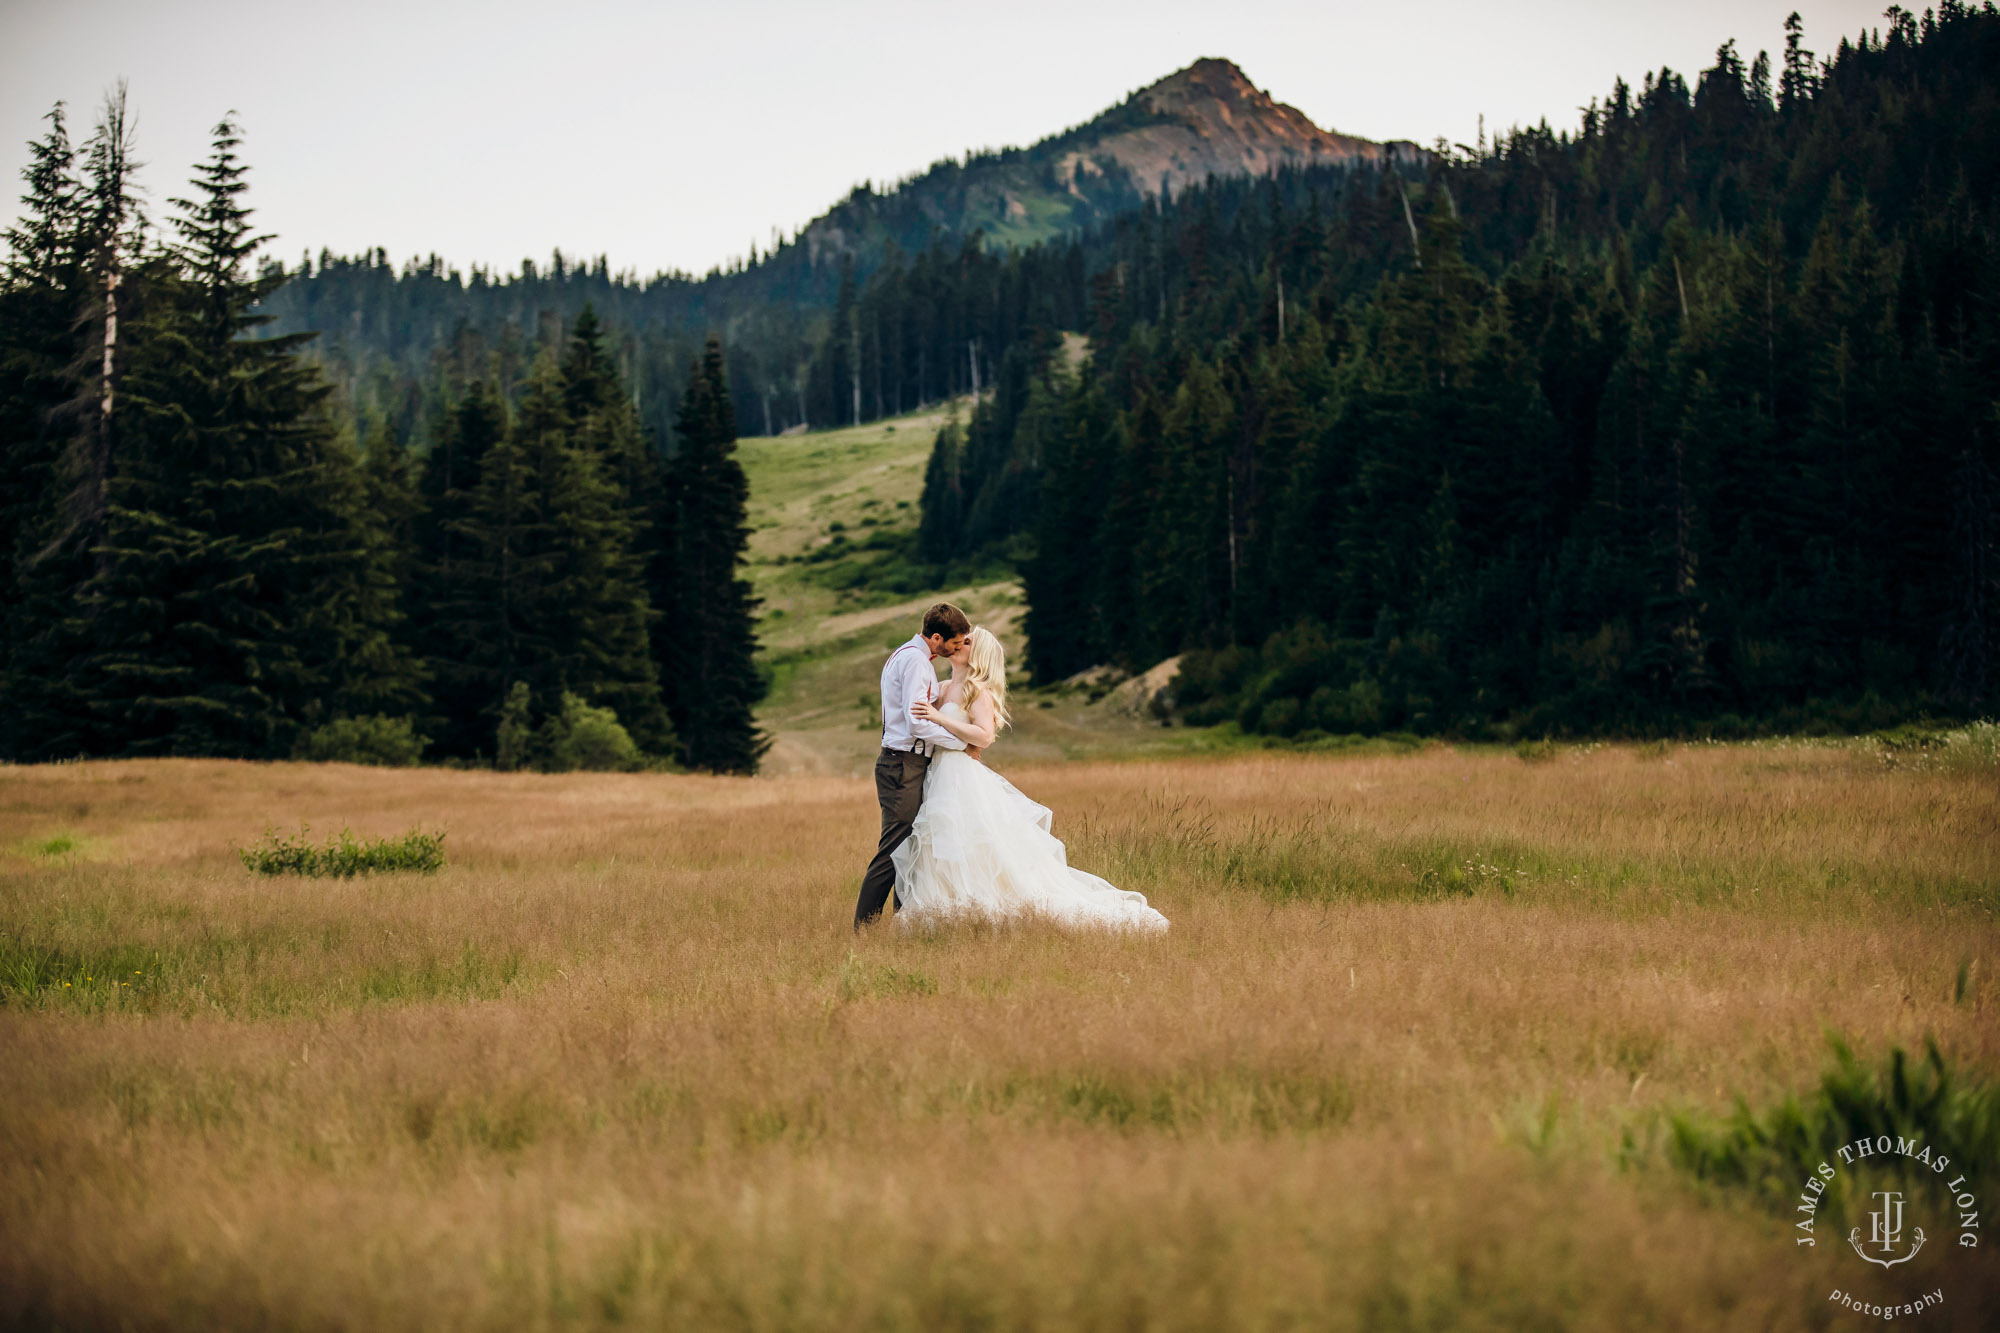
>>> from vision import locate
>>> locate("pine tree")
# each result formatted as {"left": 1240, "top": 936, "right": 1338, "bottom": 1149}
{"left": 1023, "top": 376, "right": 1116, "bottom": 677}
{"left": 2, "top": 90, "right": 154, "bottom": 758}
{"left": 336, "top": 416, "right": 430, "bottom": 724}
{"left": 916, "top": 405, "right": 967, "bottom": 563}
{"left": 0, "top": 103, "right": 87, "bottom": 756}
{"left": 415, "top": 381, "right": 507, "bottom": 756}
{"left": 659, "top": 336, "right": 767, "bottom": 772}
{"left": 65, "top": 115, "right": 403, "bottom": 757}
{"left": 555, "top": 306, "right": 675, "bottom": 752}
{"left": 440, "top": 349, "right": 670, "bottom": 758}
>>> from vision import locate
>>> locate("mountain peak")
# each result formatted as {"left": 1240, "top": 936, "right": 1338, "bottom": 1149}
{"left": 800, "top": 57, "right": 1412, "bottom": 265}
{"left": 1149, "top": 55, "right": 1256, "bottom": 92}
{"left": 1079, "top": 56, "right": 1400, "bottom": 199}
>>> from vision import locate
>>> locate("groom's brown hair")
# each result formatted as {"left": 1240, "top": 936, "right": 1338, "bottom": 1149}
{"left": 923, "top": 602, "right": 972, "bottom": 640}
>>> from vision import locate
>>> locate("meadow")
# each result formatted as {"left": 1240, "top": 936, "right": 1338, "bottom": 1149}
{"left": 2, "top": 738, "right": 1996, "bottom": 1330}
{"left": 738, "top": 396, "right": 1239, "bottom": 778}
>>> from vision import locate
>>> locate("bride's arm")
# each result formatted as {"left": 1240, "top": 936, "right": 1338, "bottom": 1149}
{"left": 965, "top": 693, "right": 998, "bottom": 753}
{"left": 910, "top": 696, "right": 997, "bottom": 749}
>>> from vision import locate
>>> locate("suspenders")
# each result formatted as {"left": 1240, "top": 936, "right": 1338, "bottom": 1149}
{"left": 883, "top": 642, "right": 935, "bottom": 755}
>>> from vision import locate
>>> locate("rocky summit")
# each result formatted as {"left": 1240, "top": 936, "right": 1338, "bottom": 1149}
{"left": 801, "top": 57, "right": 1414, "bottom": 263}
{"left": 1052, "top": 57, "right": 1410, "bottom": 203}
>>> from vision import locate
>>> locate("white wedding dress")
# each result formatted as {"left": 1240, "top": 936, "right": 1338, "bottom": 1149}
{"left": 892, "top": 702, "right": 1169, "bottom": 932}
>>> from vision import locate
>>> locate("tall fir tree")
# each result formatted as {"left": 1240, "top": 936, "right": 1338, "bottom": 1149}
{"left": 433, "top": 347, "right": 671, "bottom": 758}
{"left": 0, "top": 103, "right": 86, "bottom": 755}
{"left": 659, "top": 336, "right": 767, "bottom": 773}
{"left": 2, "top": 90, "right": 152, "bottom": 757}
{"left": 340, "top": 415, "right": 430, "bottom": 723}
{"left": 413, "top": 379, "right": 505, "bottom": 754}
{"left": 59, "top": 115, "right": 408, "bottom": 757}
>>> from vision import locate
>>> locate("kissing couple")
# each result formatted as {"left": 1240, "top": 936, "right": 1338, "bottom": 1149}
{"left": 852, "top": 602, "right": 1169, "bottom": 933}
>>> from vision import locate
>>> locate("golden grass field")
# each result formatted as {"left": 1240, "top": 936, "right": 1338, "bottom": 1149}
{"left": 3, "top": 739, "right": 1997, "bottom": 1330}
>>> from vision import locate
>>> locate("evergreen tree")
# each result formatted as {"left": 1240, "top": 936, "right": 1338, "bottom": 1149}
{"left": 1024, "top": 376, "right": 1116, "bottom": 677}
{"left": 56, "top": 116, "right": 405, "bottom": 756}
{"left": 0, "top": 103, "right": 86, "bottom": 755}
{"left": 437, "top": 348, "right": 670, "bottom": 758}
{"left": 414, "top": 380, "right": 507, "bottom": 755}
{"left": 2, "top": 90, "right": 151, "bottom": 758}
{"left": 659, "top": 336, "right": 766, "bottom": 772}
{"left": 339, "top": 416, "right": 430, "bottom": 725}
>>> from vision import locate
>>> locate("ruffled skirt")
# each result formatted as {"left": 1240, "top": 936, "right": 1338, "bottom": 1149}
{"left": 891, "top": 751, "right": 1169, "bottom": 932}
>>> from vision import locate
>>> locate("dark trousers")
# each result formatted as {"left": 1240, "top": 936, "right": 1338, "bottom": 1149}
{"left": 854, "top": 747, "right": 930, "bottom": 927}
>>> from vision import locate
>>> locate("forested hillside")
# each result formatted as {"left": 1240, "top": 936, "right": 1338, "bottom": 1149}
{"left": 910, "top": 5, "right": 2000, "bottom": 736}
{"left": 252, "top": 58, "right": 1404, "bottom": 452}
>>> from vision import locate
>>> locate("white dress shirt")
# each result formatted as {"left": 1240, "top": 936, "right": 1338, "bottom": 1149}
{"left": 880, "top": 634, "right": 965, "bottom": 752}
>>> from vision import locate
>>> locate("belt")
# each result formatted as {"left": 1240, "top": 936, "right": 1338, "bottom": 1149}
{"left": 883, "top": 739, "right": 934, "bottom": 757}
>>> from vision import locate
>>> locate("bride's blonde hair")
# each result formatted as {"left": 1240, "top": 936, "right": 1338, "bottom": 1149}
{"left": 961, "top": 626, "right": 1012, "bottom": 730}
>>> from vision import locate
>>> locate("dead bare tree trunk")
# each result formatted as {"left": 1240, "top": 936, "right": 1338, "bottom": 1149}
{"left": 1397, "top": 180, "right": 1423, "bottom": 270}
{"left": 850, "top": 309, "right": 862, "bottom": 426}
{"left": 45, "top": 80, "right": 141, "bottom": 571}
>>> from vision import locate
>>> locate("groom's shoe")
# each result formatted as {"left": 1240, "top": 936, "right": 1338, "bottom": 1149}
{"left": 851, "top": 889, "right": 903, "bottom": 932}
{"left": 852, "top": 891, "right": 900, "bottom": 931}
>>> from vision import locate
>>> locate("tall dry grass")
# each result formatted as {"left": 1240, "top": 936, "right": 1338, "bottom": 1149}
{"left": 1, "top": 743, "right": 1995, "bottom": 1329}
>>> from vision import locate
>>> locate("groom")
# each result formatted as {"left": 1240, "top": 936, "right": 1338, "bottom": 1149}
{"left": 853, "top": 602, "right": 971, "bottom": 929}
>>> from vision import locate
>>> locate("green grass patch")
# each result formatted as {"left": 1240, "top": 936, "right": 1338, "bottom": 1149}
{"left": 762, "top": 521, "right": 1015, "bottom": 615}
{"left": 359, "top": 943, "right": 527, "bottom": 1004}
{"left": 238, "top": 825, "right": 446, "bottom": 877}
{"left": 957, "top": 1067, "right": 1354, "bottom": 1135}
{"left": 1866, "top": 719, "right": 2000, "bottom": 771}
{"left": 10, "top": 830, "right": 93, "bottom": 860}
{"left": 0, "top": 936, "right": 167, "bottom": 1009}
{"left": 1078, "top": 798, "right": 1540, "bottom": 906}
{"left": 0, "top": 927, "right": 531, "bottom": 1015}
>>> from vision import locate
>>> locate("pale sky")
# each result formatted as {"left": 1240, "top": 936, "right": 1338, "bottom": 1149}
{"left": 2, "top": 0, "right": 1893, "bottom": 280}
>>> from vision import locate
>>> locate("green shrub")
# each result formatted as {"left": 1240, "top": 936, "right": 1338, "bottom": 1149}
{"left": 1664, "top": 1037, "right": 1999, "bottom": 1222}
{"left": 494, "top": 686, "right": 646, "bottom": 773}
{"left": 1173, "top": 645, "right": 1254, "bottom": 710}
{"left": 239, "top": 825, "right": 446, "bottom": 877}
{"left": 541, "top": 693, "right": 642, "bottom": 772}
{"left": 1866, "top": 719, "right": 2000, "bottom": 772}
{"left": 1311, "top": 679, "right": 1383, "bottom": 732}
{"left": 1259, "top": 697, "right": 1304, "bottom": 737}
{"left": 1941, "top": 719, "right": 1999, "bottom": 770}
{"left": 293, "top": 715, "right": 428, "bottom": 766}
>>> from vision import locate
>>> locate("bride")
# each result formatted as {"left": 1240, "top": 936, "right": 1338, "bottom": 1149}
{"left": 897, "top": 627, "right": 1168, "bottom": 932}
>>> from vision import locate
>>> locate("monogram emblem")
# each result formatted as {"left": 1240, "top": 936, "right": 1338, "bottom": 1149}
{"left": 1848, "top": 1190, "right": 1926, "bottom": 1269}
